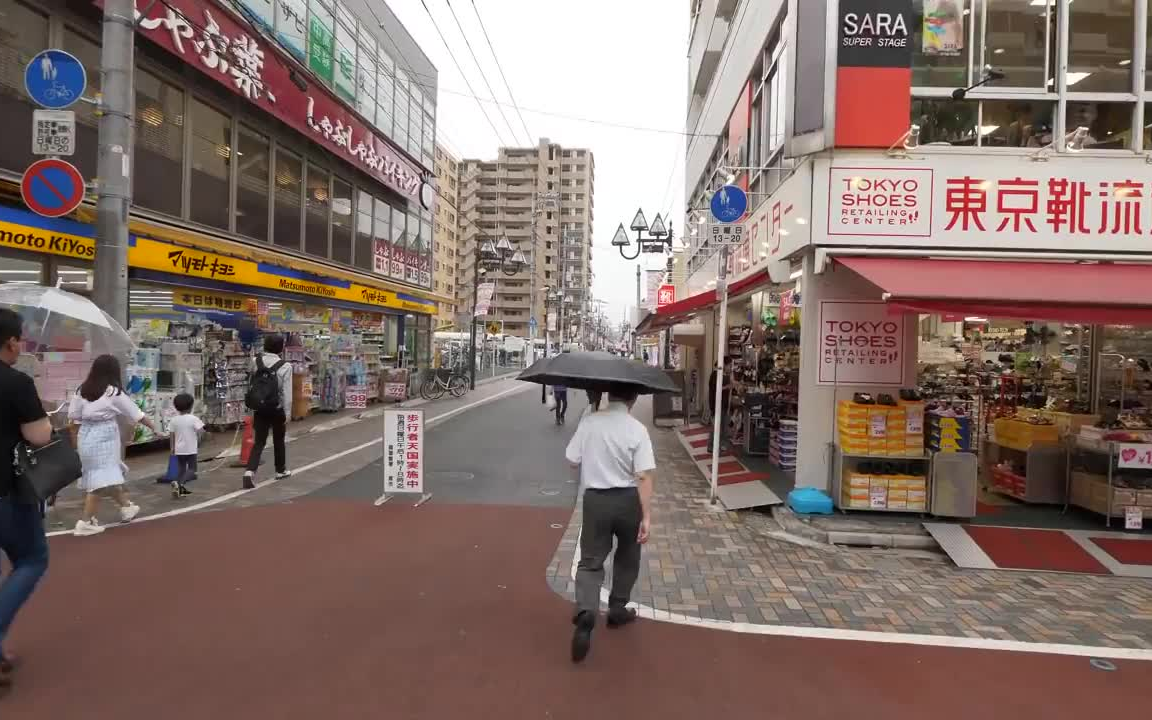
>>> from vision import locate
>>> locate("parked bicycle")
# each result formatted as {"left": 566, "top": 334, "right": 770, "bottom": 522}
{"left": 419, "top": 366, "right": 469, "bottom": 400}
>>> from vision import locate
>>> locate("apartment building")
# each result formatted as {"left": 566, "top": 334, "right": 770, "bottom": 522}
{"left": 433, "top": 144, "right": 462, "bottom": 329}
{"left": 457, "top": 140, "right": 595, "bottom": 343}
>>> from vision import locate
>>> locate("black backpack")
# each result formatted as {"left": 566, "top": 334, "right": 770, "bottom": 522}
{"left": 245, "top": 356, "right": 286, "bottom": 414}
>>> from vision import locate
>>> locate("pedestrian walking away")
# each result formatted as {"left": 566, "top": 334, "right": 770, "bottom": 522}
{"left": 0, "top": 309, "right": 53, "bottom": 692}
{"left": 564, "top": 383, "right": 655, "bottom": 663}
{"left": 243, "top": 334, "right": 293, "bottom": 490}
{"left": 552, "top": 384, "right": 569, "bottom": 425}
{"left": 167, "top": 393, "right": 204, "bottom": 499}
{"left": 69, "top": 354, "right": 161, "bottom": 537}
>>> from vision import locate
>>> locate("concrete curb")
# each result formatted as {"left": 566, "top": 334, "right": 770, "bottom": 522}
{"left": 771, "top": 505, "right": 942, "bottom": 551}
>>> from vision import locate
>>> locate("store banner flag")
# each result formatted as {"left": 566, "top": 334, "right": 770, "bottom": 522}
{"left": 383, "top": 409, "right": 424, "bottom": 494}
{"left": 475, "top": 282, "right": 495, "bottom": 316}
{"left": 922, "top": 0, "right": 964, "bottom": 56}
{"left": 644, "top": 270, "right": 662, "bottom": 309}
{"left": 835, "top": 0, "right": 913, "bottom": 148}
{"left": 389, "top": 236, "right": 405, "bottom": 280}
{"left": 817, "top": 300, "right": 905, "bottom": 386}
{"left": 547, "top": 311, "right": 557, "bottom": 332}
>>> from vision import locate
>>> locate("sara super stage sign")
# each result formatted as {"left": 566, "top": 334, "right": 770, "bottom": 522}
{"left": 817, "top": 157, "right": 1152, "bottom": 252}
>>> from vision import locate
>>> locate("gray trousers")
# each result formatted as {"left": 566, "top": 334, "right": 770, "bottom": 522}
{"left": 575, "top": 487, "right": 642, "bottom": 614}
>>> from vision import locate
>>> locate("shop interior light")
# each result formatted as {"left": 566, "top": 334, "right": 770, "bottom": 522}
{"left": 1119, "top": 59, "right": 1132, "bottom": 66}
{"left": 0, "top": 270, "right": 40, "bottom": 274}
{"left": 789, "top": 269, "right": 803, "bottom": 280}
{"left": 979, "top": 125, "right": 1000, "bottom": 136}
{"left": 1065, "top": 72, "right": 1091, "bottom": 87}
{"left": 795, "top": 218, "right": 807, "bottom": 225}
{"left": 140, "top": 107, "right": 164, "bottom": 127}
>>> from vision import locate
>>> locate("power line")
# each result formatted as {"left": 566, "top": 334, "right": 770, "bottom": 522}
{"left": 468, "top": 0, "right": 533, "bottom": 144}
{"left": 442, "top": 0, "right": 524, "bottom": 145}
{"left": 418, "top": 0, "right": 509, "bottom": 147}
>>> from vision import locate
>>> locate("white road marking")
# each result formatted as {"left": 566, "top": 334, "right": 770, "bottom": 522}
{"left": 47, "top": 382, "right": 532, "bottom": 537}
{"left": 567, "top": 528, "right": 1152, "bottom": 661}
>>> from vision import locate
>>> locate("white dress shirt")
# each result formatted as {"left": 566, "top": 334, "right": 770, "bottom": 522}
{"left": 565, "top": 401, "right": 656, "bottom": 489}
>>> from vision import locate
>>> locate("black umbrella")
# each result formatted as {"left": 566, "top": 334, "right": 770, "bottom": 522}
{"left": 518, "top": 351, "right": 680, "bottom": 394}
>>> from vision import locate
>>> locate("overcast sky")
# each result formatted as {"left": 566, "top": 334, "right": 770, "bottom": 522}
{"left": 385, "top": 0, "right": 688, "bottom": 326}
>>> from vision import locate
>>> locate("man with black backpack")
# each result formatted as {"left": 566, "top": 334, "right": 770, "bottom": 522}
{"left": 243, "top": 334, "right": 293, "bottom": 490}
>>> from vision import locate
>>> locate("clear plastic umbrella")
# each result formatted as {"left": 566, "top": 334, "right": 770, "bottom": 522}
{"left": 0, "top": 284, "right": 136, "bottom": 358}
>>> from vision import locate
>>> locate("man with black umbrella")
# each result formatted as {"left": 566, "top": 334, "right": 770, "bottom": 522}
{"left": 564, "top": 382, "right": 655, "bottom": 663}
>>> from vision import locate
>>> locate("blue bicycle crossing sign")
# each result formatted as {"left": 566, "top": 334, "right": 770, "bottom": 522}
{"left": 25, "top": 49, "right": 87, "bottom": 110}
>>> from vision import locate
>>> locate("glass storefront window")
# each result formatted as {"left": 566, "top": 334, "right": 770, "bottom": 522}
{"left": 273, "top": 149, "right": 303, "bottom": 249}
{"left": 0, "top": 1, "right": 48, "bottom": 175}
{"left": 305, "top": 164, "right": 330, "bottom": 258}
{"left": 331, "top": 176, "right": 353, "bottom": 265}
{"left": 391, "top": 205, "right": 406, "bottom": 265}
{"left": 911, "top": 97, "right": 978, "bottom": 145}
{"left": 0, "top": 251, "right": 43, "bottom": 286}
{"left": 377, "top": 54, "right": 395, "bottom": 136}
{"left": 355, "top": 190, "right": 373, "bottom": 271}
{"left": 189, "top": 98, "right": 232, "bottom": 230}
{"left": 62, "top": 28, "right": 101, "bottom": 180}
{"left": 134, "top": 70, "right": 184, "bottom": 218}
{"left": 911, "top": 0, "right": 969, "bottom": 88}
{"left": 56, "top": 263, "right": 93, "bottom": 294}
{"left": 236, "top": 125, "right": 270, "bottom": 241}
{"left": 373, "top": 197, "right": 391, "bottom": 274}
{"left": 985, "top": 0, "right": 1053, "bottom": 90}
{"left": 1068, "top": 0, "right": 1135, "bottom": 94}
{"left": 979, "top": 99, "right": 1054, "bottom": 147}
{"left": 1066, "top": 101, "right": 1135, "bottom": 149}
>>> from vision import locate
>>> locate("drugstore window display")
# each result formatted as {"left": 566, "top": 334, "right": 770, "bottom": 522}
{"left": 719, "top": 287, "right": 801, "bottom": 480}
{"left": 123, "top": 284, "right": 416, "bottom": 442}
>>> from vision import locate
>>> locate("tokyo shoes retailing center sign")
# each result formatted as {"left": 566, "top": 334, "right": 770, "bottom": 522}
{"left": 817, "top": 157, "right": 1152, "bottom": 253}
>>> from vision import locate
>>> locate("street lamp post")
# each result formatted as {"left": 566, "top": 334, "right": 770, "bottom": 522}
{"left": 468, "top": 234, "right": 526, "bottom": 390}
{"left": 612, "top": 208, "right": 675, "bottom": 360}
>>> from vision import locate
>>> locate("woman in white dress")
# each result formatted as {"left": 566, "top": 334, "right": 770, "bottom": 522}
{"left": 68, "top": 354, "right": 161, "bottom": 536}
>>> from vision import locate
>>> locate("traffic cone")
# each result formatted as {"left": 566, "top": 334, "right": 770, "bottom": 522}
{"left": 236, "top": 415, "right": 255, "bottom": 468}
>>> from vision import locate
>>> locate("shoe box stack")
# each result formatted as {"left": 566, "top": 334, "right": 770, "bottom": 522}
{"left": 770, "top": 419, "right": 797, "bottom": 470}
{"left": 837, "top": 397, "right": 923, "bottom": 457}
{"left": 928, "top": 412, "right": 973, "bottom": 452}
{"left": 841, "top": 463, "right": 928, "bottom": 511}
{"left": 993, "top": 417, "right": 1059, "bottom": 451}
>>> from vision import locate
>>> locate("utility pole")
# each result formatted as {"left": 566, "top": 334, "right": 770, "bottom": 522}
{"left": 633, "top": 264, "right": 641, "bottom": 359}
{"left": 709, "top": 244, "right": 730, "bottom": 504}
{"left": 91, "top": 0, "right": 135, "bottom": 327}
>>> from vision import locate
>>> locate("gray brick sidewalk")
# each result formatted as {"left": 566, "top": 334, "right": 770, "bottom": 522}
{"left": 547, "top": 401, "right": 1152, "bottom": 651}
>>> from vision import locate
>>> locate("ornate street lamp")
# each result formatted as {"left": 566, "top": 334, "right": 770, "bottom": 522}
{"left": 468, "top": 233, "right": 527, "bottom": 389}
{"left": 613, "top": 208, "right": 675, "bottom": 358}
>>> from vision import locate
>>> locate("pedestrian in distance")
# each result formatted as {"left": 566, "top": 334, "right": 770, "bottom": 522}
{"left": 0, "top": 309, "right": 53, "bottom": 692}
{"left": 69, "top": 354, "right": 161, "bottom": 536}
{"left": 242, "top": 334, "right": 293, "bottom": 490}
{"left": 553, "top": 384, "right": 569, "bottom": 425}
{"left": 564, "top": 382, "right": 656, "bottom": 663}
{"left": 167, "top": 393, "right": 203, "bottom": 499}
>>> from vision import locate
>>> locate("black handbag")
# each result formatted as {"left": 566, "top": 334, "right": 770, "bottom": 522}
{"left": 12, "top": 431, "right": 82, "bottom": 503}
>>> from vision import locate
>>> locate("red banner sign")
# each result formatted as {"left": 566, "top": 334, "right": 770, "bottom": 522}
{"left": 657, "top": 284, "right": 675, "bottom": 308}
{"left": 123, "top": 0, "right": 426, "bottom": 200}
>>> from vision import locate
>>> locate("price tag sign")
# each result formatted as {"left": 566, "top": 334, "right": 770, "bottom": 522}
{"left": 32, "top": 109, "right": 75, "bottom": 156}
{"left": 384, "top": 382, "right": 407, "bottom": 401}
{"left": 906, "top": 415, "right": 923, "bottom": 435}
{"left": 344, "top": 385, "right": 367, "bottom": 410}
{"left": 1125, "top": 506, "right": 1144, "bottom": 530}
{"left": 869, "top": 415, "right": 886, "bottom": 438}
{"left": 869, "top": 485, "right": 887, "bottom": 509}
{"left": 1117, "top": 443, "right": 1152, "bottom": 469}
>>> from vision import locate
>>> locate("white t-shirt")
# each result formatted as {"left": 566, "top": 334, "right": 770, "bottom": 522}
{"left": 168, "top": 413, "right": 205, "bottom": 456}
{"left": 565, "top": 402, "right": 656, "bottom": 489}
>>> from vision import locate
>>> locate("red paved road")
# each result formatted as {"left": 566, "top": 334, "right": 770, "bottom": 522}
{"left": 4, "top": 500, "right": 1149, "bottom": 718}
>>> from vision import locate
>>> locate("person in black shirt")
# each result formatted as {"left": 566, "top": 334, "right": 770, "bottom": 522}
{"left": 0, "top": 308, "right": 52, "bottom": 690}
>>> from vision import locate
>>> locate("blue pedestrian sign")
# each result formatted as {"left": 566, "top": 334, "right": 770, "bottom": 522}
{"left": 25, "top": 49, "right": 87, "bottom": 110}
{"left": 710, "top": 184, "right": 748, "bottom": 224}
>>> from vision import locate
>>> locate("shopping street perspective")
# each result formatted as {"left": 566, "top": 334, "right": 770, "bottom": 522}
{"left": 1, "top": 0, "right": 1152, "bottom": 717}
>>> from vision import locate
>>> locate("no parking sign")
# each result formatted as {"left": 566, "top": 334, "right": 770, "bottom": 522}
{"left": 21, "top": 158, "right": 85, "bottom": 218}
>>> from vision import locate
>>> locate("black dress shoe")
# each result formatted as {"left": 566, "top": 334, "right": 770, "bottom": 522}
{"left": 571, "top": 610, "right": 595, "bottom": 663}
{"left": 606, "top": 607, "right": 638, "bottom": 628}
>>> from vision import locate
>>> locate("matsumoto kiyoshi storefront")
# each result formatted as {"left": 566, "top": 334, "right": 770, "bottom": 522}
{"left": 785, "top": 152, "right": 1152, "bottom": 531}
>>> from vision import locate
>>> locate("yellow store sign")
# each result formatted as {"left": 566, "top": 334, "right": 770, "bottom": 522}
{"left": 0, "top": 205, "right": 435, "bottom": 314}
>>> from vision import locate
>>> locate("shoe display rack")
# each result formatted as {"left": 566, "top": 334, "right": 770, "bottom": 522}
{"left": 202, "top": 334, "right": 250, "bottom": 428}
{"left": 832, "top": 395, "right": 931, "bottom": 513}
{"left": 769, "top": 419, "right": 797, "bottom": 470}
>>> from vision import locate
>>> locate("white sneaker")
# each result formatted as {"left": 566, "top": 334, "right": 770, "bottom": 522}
{"left": 275, "top": 470, "right": 293, "bottom": 480}
{"left": 74, "top": 518, "right": 105, "bottom": 537}
{"left": 119, "top": 503, "right": 141, "bottom": 523}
